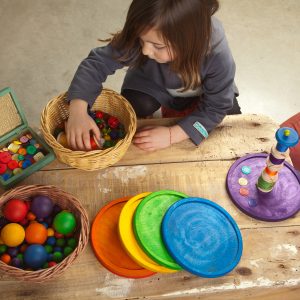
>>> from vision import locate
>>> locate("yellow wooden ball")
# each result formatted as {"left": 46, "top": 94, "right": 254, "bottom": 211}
{"left": 1, "top": 223, "right": 25, "bottom": 247}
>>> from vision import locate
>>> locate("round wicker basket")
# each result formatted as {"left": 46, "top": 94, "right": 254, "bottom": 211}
{"left": 41, "top": 88, "right": 137, "bottom": 171}
{"left": 0, "top": 185, "right": 89, "bottom": 282}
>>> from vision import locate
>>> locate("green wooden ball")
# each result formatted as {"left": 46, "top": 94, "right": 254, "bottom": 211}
{"left": 53, "top": 211, "right": 76, "bottom": 235}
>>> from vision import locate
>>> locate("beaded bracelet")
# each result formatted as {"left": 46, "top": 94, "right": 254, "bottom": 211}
{"left": 169, "top": 127, "right": 172, "bottom": 146}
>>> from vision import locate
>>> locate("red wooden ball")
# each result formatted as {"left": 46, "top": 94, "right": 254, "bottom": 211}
{"left": 3, "top": 199, "right": 28, "bottom": 222}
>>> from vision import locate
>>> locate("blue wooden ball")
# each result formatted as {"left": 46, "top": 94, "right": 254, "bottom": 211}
{"left": 24, "top": 244, "right": 48, "bottom": 269}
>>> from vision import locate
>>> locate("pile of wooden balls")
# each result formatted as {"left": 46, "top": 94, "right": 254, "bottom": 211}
{"left": 55, "top": 110, "right": 126, "bottom": 150}
{"left": 0, "top": 132, "right": 47, "bottom": 182}
{"left": 0, "top": 196, "right": 78, "bottom": 270}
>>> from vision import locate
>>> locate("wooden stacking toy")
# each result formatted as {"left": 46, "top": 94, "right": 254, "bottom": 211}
{"left": 257, "top": 127, "right": 299, "bottom": 192}
{"left": 227, "top": 127, "right": 300, "bottom": 221}
{"left": 91, "top": 190, "right": 243, "bottom": 278}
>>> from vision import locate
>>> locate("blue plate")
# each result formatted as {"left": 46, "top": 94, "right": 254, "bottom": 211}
{"left": 161, "top": 197, "right": 243, "bottom": 278}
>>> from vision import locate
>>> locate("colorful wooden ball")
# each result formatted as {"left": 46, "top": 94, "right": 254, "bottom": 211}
{"left": 67, "top": 238, "right": 77, "bottom": 249}
{"left": 30, "top": 195, "right": 54, "bottom": 219}
{"left": 63, "top": 246, "right": 73, "bottom": 257}
{"left": 95, "top": 111, "right": 104, "bottom": 119}
{"left": 20, "top": 244, "right": 28, "bottom": 253}
{"left": 56, "top": 238, "right": 66, "bottom": 247}
{"left": 47, "top": 228, "right": 55, "bottom": 236}
{"left": 53, "top": 211, "right": 76, "bottom": 235}
{"left": 16, "top": 253, "right": 23, "bottom": 260}
{"left": 54, "top": 231, "right": 64, "bottom": 239}
{"left": 11, "top": 257, "right": 23, "bottom": 268}
{"left": 26, "top": 212, "right": 36, "bottom": 221}
{"left": 0, "top": 244, "right": 7, "bottom": 254}
{"left": 53, "top": 246, "right": 62, "bottom": 253}
{"left": 7, "top": 247, "right": 18, "bottom": 257}
{"left": 1, "top": 223, "right": 25, "bottom": 247}
{"left": 24, "top": 245, "right": 48, "bottom": 270}
{"left": 108, "top": 116, "right": 119, "bottom": 128}
{"left": 53, "top": 251, "right": 63, "bottom": 263}
{"left": 46, "top": 236, "right": 56, "bottom": 246}
{"left": 44, "top": 245, "right": 53, "bottom": 253}
{"left": 0, "top": 253, "right": 11, "bottom": 264}
{"left": 25, "top": 223, "right": 48, "bottom": 244}
{"left": 3, "top": 199, "right": 28, "bottom": 222}
{"left": 48, "top": 261, "right": 57, "bottom": 268}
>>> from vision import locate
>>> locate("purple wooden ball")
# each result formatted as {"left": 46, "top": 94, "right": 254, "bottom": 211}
{"left": 7, "top": 247, "right": 19, "bottom": 257}
{"left": 30, "top": 196, "right": 54, "bottom": 219}
{"left": 11, "top": 257, "right": 23, "bottom": 268}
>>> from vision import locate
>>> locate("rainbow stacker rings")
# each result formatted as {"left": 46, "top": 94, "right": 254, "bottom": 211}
{"left": 91, "top": 190, "right": 243, "bottom": 278}
{"left": 227, "top": 127, "right": 300, "bottom": 221}
{"left": 257, "top": 127, "right": 299, "bottom": 192}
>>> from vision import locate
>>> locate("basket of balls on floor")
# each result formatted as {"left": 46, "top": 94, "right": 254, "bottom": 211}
{"left": 0, "top": 185, "right": 89, "bottom": 282}
{"left": 41, "top": 88, "right": 137, "bottom": 171}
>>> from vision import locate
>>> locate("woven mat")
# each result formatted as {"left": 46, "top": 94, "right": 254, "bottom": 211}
{"left": 0, "top": 93, "right": 22, "bottom": 136}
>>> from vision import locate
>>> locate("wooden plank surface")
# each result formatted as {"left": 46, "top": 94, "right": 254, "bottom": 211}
{"left": 1, "top": 113, "right": 299, "bottom": 300}
{"left": 13, "top": 161, "right": 300, "bottom": 229}
{"left": 1, "top": 160, "right": 300, "bottom": 299}
{"left": 0, "top": 226, "right": 299, "bottom": 300}
{"left": 43, "top": 114, "right": 279, "bottom": 170}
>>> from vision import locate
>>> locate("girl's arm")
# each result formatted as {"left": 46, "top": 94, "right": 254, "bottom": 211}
{"left": 133, "top": 36, "right": 236, "bottom": 152}
{"left": 66, "top": 44, "right": 128, "bottom": 150}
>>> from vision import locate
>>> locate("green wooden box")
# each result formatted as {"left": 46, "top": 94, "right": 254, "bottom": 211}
{"left": 0, "top": 87, "right": 55, "bottom": 189}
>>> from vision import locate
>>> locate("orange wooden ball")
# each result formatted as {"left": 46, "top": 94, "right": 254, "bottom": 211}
{"left": 26, "top": 212, "right": 36, "bottom": 221}
{"left": 1, "top": 253, "right": 11, "bottom": 264}
{"left": 25, "top": 223, "right": 48, "bottom": 244}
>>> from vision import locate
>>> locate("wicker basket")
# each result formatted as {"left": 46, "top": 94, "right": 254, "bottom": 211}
{"left": 0, "top": 185, "right": 89, "bottom": 282}
{"left": 41, "top": 88, "right": 137, "bottom": 171}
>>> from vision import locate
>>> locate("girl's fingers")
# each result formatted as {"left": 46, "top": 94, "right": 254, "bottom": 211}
{"left": 75, "top": 133, "right": 85, "bottom": 151}
{"left": 135, "top": 142, "right": 155, "bottom": 150}
{"left": 133, "top": 136, "right": 151, "bottom": 144}
{"left": 134, "top": 130, "right": 150, "bottom": 138}
{"left": 69, "top": 133, "right": 77, "bottom": 150}
{"left": 83, "top": 131, "right": 92, "bottom": 150}
{"left": 91, "top": 122, "right": 101, "bottom": 140}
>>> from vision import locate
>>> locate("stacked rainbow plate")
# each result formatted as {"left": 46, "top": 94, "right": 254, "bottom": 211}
{"left": 91, "top": 190, "right": 243, "bottom": 278}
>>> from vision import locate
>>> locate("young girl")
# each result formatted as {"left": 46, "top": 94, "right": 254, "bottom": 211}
{"left": 66, "top": 0, "right": 240, "bottom": 151}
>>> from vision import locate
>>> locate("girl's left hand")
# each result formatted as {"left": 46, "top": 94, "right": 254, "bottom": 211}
{"left": 133, "top": 126, "right": 170, "bottom": 151}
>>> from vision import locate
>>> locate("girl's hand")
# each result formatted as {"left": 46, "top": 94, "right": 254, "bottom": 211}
{"left": 133, "top": 126, "right": 171, "bottom": 151}
{"left": 133, "top": 125, "right": 190, "bottom": 151}
{"left": 65, "top": 99, "right": 100, "bottom": 151}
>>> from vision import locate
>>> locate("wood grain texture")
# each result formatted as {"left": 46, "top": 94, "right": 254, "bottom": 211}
{"left": 1, "top": 114, "right": 299, "bottom": 300}
{"left": 43, "top": 114, "right": 279, "bottom": 170}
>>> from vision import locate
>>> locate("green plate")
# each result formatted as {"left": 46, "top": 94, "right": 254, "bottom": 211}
{"left": 133, "top": 190, "right": 188, "bottom": 270}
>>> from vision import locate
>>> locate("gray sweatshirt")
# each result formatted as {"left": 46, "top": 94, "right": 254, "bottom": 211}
{"left": 67, "top": 17, "right": 236, "bottom": 145}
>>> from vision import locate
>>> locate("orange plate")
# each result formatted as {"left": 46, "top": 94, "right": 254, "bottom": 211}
{"left": 91, "top": 196, "right": 155, "bottom": 278}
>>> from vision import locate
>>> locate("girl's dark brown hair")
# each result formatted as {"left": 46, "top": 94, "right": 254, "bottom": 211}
{"left": 108, "top": 0, "right": 219, "bottom": 91}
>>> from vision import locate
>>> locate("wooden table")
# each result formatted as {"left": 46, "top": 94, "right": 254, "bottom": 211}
{"left": 1, "top": 114, "right": 300, "bottom": 300}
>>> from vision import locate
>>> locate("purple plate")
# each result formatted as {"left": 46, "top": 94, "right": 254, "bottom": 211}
{"left": 226, "top": 153, "right": 300, "bottom": 221}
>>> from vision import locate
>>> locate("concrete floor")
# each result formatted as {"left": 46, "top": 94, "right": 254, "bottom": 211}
{"left": 0, "top": 0, "right": 299, "bottom": 129}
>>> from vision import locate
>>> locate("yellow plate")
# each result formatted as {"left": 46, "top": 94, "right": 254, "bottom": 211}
{"left": 119, "top": 192, "right": 176, "bottom": 273}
